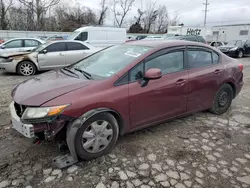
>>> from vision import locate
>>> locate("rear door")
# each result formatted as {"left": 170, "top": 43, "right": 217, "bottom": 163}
{"left": 24, "top": 39, "right": 41, "bottom": 51}
{"left": 65, "top": 42, "right": 90, "bottom": 65}
{"left": 38, "top": 42, "right": 66, "bottom": 70}
{"left": 187, "top": 46, "right": 225, "bottom": 112}
{"left": 244, "top": 40, "right": 250, "bottom": 55}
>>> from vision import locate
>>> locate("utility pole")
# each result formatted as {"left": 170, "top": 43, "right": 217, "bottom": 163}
{"left": 203, "top": 0, "right": 209, "bottom": 27}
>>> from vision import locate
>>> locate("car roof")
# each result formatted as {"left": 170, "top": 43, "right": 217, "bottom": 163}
{"left": 125, "top": 40, "right": 209, "bottom": 49}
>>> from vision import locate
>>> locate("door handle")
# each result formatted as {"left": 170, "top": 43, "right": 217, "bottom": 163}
{"left": 176, "top": 79, "right": 187, "bottom": 86}
{"left": 59, "top": 53, "right": 64, "bottom": 56}
{"left": 214, "top": 69, "right": 223, "bottom": 74}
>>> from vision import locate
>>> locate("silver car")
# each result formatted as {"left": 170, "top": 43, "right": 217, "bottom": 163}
{"left": 0, "top": 38, "right": 45, "bottom": 55}
{"left": 0, "top": 40, "right": 100, "bottom": 76}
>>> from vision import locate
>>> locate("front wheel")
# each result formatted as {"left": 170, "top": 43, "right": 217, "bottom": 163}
{"left": 17, "top": 61, "right": 37, "bottom": 76}
{"left": 237, "top": 50, "right": 243, "bottom": 58}
{"left": 210, "top": 84, "right": 233, "bottom": 115}
{"left": 75, "top": 112, "right": 119, "bottom": 160}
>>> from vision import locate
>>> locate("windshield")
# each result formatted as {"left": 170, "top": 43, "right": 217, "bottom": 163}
{"left": 227, "top": 40, "right": 237, "bottom": 45}
{"left": 71, "top": 45, "right": 152, "bottom": 78}
{"left": 67, "top": 31, "right": 81, "bottom": 40}
{"left": 31, "top": 42, "right": 50, "bottom": 52}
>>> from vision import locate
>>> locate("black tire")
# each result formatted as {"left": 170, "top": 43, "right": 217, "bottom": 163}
{"left": 17, "top": 61, "right": 37, "bottom": 76}
{"left": 210, "top": 84, "right": 233, "bottom": 115}
{"left": 237, "top": 50, "right": 243, "bottom": 58}
{"left": 75, "top": 112, "right": 119, "bottom": 160}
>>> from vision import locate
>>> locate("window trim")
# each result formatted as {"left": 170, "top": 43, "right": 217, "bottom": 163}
{"left": 24, "top": 39, "right": 40, "bottom": 47}
{"left": 66, "top": 42, "right": 89, "bottom": 51}
{"left": 4, "top": 39, "right": 23, "bottom": 48}
{"left": 187, "top": 46, "right": 219, "bottom": 69}
{"left": 114, "top": 46, "right": 187, "bottom": 86}
{"left": 45, "top": 42, "right": 67, "bottom": 53}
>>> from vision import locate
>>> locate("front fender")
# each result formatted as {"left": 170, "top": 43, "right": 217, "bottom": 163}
{"left": 66, "top": 108, "right": 123, "bottom": 161}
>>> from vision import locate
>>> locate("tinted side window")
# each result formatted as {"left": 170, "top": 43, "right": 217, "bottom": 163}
{"left": 67, "top": 42, "right": 89, "bottom": 51}
{"left": 129, "top": 63, "right": 144, "bottom": 82}
{"left": 77, "top": 32, "right": 88, "bottom": 41}
{"left": 46, "top": 43, "right": 66, "bottom": 52}
{"left": 188, "top": 50, "right": 212, "bottom": 68}
{"left": 4, "top": 40, "right": 22, "bottom": 48}
{"left": 145, "top": 51, "right": 184, "bottom": 74}
{"left": 212, "top": 52, "right": 219, "bottom": 64}
{"left": 24, "top": 40, "right": 40, "bottom": 47}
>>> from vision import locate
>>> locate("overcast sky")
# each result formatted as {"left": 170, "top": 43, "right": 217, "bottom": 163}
{"left": 68, "top": 0, "right": 250, "bottom": 27}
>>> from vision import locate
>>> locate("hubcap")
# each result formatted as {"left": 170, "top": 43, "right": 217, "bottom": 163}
{"left": 218, "top": 91, "right": 229, "bottom": 107}
{"left": 20, "top": 63, "right": 33, "bottom": 75}
{"left": 82, "top": 120, "right": 113, "bottom": 153}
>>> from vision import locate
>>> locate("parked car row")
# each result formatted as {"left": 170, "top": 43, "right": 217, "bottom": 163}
{"left": 0, "top": 40, "right": 100, "bottom": 75}
{"left": 9, "top": 40, "right": 244, "bottom": 168}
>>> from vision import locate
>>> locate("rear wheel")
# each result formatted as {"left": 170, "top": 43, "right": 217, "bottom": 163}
{"left": 75, "top": 112, "right": 119, "bottom": 160}
{"left": 17, "top": 61, "right": 36, "bottom": 76}
{"left": 210, "top": 84, "right": 233, "bottom": 115}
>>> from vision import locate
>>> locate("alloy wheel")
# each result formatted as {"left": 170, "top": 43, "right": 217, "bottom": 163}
{"left": 20, "top": 63, "right": 34, "bottom": 76}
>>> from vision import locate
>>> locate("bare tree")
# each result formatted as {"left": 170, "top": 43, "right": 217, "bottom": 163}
{"left": 8, "top": 6, "right": 27, "bottom": 30}
{"left": 134, "top": 8, "right": 144, "bottom": 24}
{"left": 156, "top": 5, "right": 168, "bottom": 33}
{"left": 98, "top": 0, "right": 108, "bottom": 25}
{"left": 0, "top": 0, "right": 13, "bottom": 29}
{"left": 18, "top": 0, "right": 60, "bottom": 30}
{"left": 143, "top": 0, "right": 158, "bottom": 33}
{"left": 170, "top": 11, "right": 180, "bottom": 26}
{"left": 112, "top": 0, "right": 135, "bottom": 27}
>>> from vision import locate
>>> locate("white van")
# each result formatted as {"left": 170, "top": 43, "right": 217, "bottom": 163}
{"left": 67, "top": 26, "right": 127, "bottom": 48}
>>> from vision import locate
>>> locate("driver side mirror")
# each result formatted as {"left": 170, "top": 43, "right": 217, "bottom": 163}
{"left": 0, "top": 45, "right": 5, "bottom": 49}
{"left": 42, "top": 49, "right": 47, "bottom": 54}
{"left": 140, "top": 68, "right": 162, "bottom": 87}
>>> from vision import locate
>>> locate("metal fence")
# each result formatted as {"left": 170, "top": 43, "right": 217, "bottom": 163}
{"left": 0, "top": 30, "right": 163, "bottom": 40}
{"left": 0, "top": 30, "right": 71, "bottom": 40}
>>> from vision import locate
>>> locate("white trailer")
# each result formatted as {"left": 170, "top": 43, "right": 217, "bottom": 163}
{"left": 167, "top": 26, "right": 212, "bottom": 41}
{"left": 168, "top": 24, "right": 250, "bottom": 43}
{"left": 211, "top": 24, "right": 250, "bottom": 42}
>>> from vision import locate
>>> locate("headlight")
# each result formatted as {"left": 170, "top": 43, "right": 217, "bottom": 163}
{"left": 2, "top": 58, "right": 13, "bottom": 63}
{"left": 22, "top": 104, "right": 70, "bottom": 120}
{"left": 230, "top": 47, "right": 238, "bottom": 51}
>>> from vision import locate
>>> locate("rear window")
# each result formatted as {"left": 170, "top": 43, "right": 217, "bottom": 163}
{"left": 67, "top": 42, "right": 89, "bottom": 50}
{"left": 197, "top": 36, "right": 206, "bottom": 43}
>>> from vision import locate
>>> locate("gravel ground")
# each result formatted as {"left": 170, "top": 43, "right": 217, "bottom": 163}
{"left": 0, "top": 58, "right": 250, "bottom": 188}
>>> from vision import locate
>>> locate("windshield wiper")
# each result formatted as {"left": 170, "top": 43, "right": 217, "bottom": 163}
{"left": 74, "top": 68, "right": 92, "bottom": 80}
{"left": 61, "top": 67, "right": 79, "bottom": 78}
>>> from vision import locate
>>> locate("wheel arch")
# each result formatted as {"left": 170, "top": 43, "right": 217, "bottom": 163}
{"left": 65, "top": 107, "right": 125, "bottom": 162}
{"left": 16, "top": 60, "right": 38, "bottom": 73}
{"left": 225, "top": 81, "right": 236, "bottom": 98}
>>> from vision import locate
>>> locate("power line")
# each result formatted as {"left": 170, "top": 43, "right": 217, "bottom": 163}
{"left": 203, "top": 0, "right": 209, "bottom": 26}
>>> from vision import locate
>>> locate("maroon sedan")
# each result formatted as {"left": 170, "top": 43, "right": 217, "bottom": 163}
{"left": 10, "top": 40, "right": 243, "bottom": 167}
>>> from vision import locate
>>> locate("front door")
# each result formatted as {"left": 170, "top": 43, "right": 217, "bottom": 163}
{"left": 128, "top": 49, "right": 189, "bottom": 129}
{"left": 65, "top": 42, "right": 90, "bottom": 66}
{"left": 1, "top": 39, "right": 23, "bottom": 54}
{"left": 38, "top": 42, "right": 66, "bottom": 70}
{"left": 187, "top": 47, "right": 225, "bottom": 112}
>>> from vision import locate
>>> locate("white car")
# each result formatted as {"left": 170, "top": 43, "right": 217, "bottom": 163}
{"left": 0, "top": 40, "right": 100, "bottom": 76}
{"left": 0, "top": 38, "right": 45, "bottom": 55}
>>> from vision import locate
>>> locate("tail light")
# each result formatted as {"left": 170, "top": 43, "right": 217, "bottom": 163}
{"left": 239, "top": 63, "right": 243, "bottom": 71}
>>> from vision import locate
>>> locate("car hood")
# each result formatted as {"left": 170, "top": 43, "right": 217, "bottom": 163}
{"left": 12, "top": 70, "right": 92, "bottom": 106}
{"left": 0, "top": 51, "right": 31, "bottom": 58}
